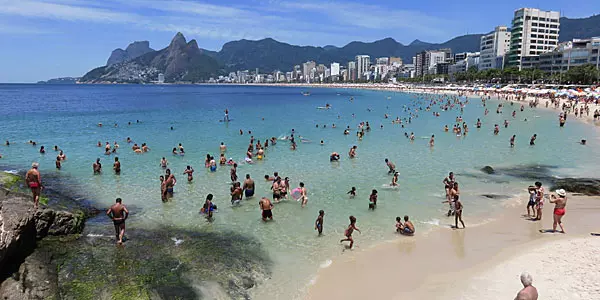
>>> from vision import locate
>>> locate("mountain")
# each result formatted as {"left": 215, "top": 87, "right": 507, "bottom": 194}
{"left": 107, "top": 41, "right": 154, "bottom": 66}
{"left": 80, "top": 14, "right": 600, "bottom": 82}
{"left": 213, "top": 34, "right": 484, "bottom": 71}
{"left": 81, "top": 33, "right": 221, "bottom": 83}
{"left": 37, "top": 77, "right": 80, "bottom": 84}
{"left": 559, "top": 14, "right": 600, "bottom": 42}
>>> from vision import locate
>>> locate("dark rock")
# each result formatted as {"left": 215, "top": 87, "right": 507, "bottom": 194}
{"left": 480, "top": 194, "right": 510, "bottom": 199}
{"left": 0, "top": 191, "right": 37, "bottom": 272}
{"left": 241, "top": 276, "right": 255, "bottom": 289}
{"left": 0, "top": 249, "right": 58, "bottom": 300}
{"left": 551, "top": 178, "right": 600, "bottom": 196}
{"left": 481, "top": 166, "right": 495, "bottom": 174}
{"left": 34, "top": 209, "right": 55, "bottom": 238}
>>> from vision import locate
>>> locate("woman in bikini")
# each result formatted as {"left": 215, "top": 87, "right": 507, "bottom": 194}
{"left": 550, "top": 189, "right": 567, "bottom": 233}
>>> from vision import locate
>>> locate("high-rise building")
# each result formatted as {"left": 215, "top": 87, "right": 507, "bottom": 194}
{"left": 389, "top": 57, "right": 403, "bottom": 66}
{"left": 507, "top": 8, "right": 560, "bottom": 70}
{"left": 157, "top": 73, "right": 165, "bottom": 83}
{"left": 348, "top": 61, "right": 357, "bottom": 81}
{"left": 302, "top": 61, "right": 316, "bottom": 82}
{"left": 355, "top": 55, "right": 370, "bottom": 80}
{"left": 330, "top": 62, "right": 340, "bottom": 77}
{"left": 480, "top": 26, "right": 511, "bottom": 70}
{"left": 376, "top": 57, "right": 389, "bottom": 65}
{"left": 415, "top": 49, "right": 451, "bottom": 77}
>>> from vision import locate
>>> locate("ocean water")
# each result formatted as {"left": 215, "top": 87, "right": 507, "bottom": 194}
{"left": 1, "top": 84, "right": 598, "bottom": 299}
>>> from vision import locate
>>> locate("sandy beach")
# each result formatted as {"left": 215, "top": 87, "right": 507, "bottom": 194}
{"left": 307, "top": 194, "right": 600, "bottom": 300}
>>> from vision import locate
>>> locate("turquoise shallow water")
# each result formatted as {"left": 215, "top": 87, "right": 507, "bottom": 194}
{"left": 1, "top": 84, "right": 598, "bottom": 298}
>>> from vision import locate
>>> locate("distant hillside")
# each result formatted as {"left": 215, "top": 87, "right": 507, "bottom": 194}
{"left": 80, "top": 13, "right": 600, "bottom": 82}
{"left": 81, "top": 33, "right": 222, "bottom": 83}
{"left": 559, "top": 14, "right": 600, "bottom": 42}
{"left": 107, "top": 41, "right": 154, "bottom": 66}
{"left": 37, "top": 77, "right": 80, "bottom": 84}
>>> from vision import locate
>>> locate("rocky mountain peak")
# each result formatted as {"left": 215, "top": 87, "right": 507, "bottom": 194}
{"left": 169, "top": 32, "right": 187, "bottom": 49}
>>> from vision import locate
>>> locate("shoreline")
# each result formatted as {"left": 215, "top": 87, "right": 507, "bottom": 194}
{"left": 306, "top": 193, "right": 600, "bottom": 300}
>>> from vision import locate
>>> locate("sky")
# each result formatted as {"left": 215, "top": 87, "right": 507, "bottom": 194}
{"left": 0, "top": 0, "right": 598, "bottom": 83}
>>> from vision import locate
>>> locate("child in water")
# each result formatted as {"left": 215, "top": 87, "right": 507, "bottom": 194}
{"left": 340, "top": 216, "right": 361, "bottom": 249}
{"left": 315, "top": 210, "right": 325, "bottom": 235}
{"left": 347, "top": 187, "right": 356, "bottom": 197}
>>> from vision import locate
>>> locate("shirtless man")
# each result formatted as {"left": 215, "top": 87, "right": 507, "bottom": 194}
{"left": 259, "top": 197, "right": 273, "bottom": 221}
{"left": 165, "top": 169, "right": 176, "bottom": 198}
{"left": 400, "top": 215, "right": 415, "bottom": 235}
{"left": 230, "top": 182, "right": 242, "bottom": 205}
{"left": 220, "top": 142, "right": 227, "bottom": 153}
{"left": 515, "top": 272, "right": 538, "bottom": 300}
{"left": 242, "top": 174, "right": 255, "bottom": 199}
{"left": 106, "top": 198, "right": 129, "bottom": 245}
{"left": 549, "top": 189, "right": 567, "bottom": 233}
{"left": 272, "top": 178, "right": 282, "bottom": 203}
{"left": 160, "top": 157, "right": 168, "bottom": 168}
{"left": 429, "top": 135, "right": 435, "bottom": 147}
{"left": 113, "top": 157, "right": 121, "bottom": 174}
{"left": 230, "top": 163, "right": 238, "bottom": 183}
{"left": 25, "top": 162, "right": 43, "bottom": 208}
{"left": 93, "top": 158, "right": 102, "bottom": 174}
{"left": 385, "top": 158, "right": 396, "bottom": 174}
{"left": 510, "top": 135, "right": 516, "bottom": 148}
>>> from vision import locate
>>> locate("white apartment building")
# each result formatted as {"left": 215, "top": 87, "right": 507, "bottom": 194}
{"left": 480, "top": 26, "right": 511, "bottom": 70}
{"left": 356, "top": 55, "right": 370, "bottom": 80}
{"left": 330, "top": 62, "right": 340, "bottom": 76}
{"left": 507, "top": 8, "right": 560, "bottom": 70}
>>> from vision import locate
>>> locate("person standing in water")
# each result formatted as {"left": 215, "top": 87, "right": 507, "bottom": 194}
{"left": 385, "top": 158, "right": 396, "bottom": 174}
{"left": 315, "top": 210, "right": 325, "bottom": 235}
{"left": 340, "top": 216, "right": 361, "bottom": 249}
{"left": 429, "top": 135, "right": 435, "bottom": 147}
{"left": 113, "top": 157, "right": 121, "bottom": 174}
{"left": 107, "top": 198, "right": 129, "bottom": 245}
{"left": 242, "top": 174, "right": 255, "bottom": 199}
{"left": 530, "top": 134, "right": 537, "bottom": 146}
{"left": 299, "top": 182, "right": 308, "bottom": 207}
{"left": 259, "top": 197, "right": 273, "bottom": 221}
{"left": 183, "top": 165, "right": 194, "bottom": 182}
{"left": 224, "top": 108, "right": 230, "bottom": 122}
{"left": 25, "top": 162, "right": 43, "bottom": 208}
{"left": 230, "top": 163, "right": 238, "bottom": 183}
{"left": 510, "top": 135, "right": 516, "bottom": 148}
{"left": 93, "top": 158, "right": 102, "bottom": 174}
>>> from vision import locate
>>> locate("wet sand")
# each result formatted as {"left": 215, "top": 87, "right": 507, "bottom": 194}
{"left": 306, "top": 194, "right": 600, "bottom": 300}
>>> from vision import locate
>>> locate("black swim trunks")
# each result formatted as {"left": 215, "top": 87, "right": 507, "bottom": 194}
{"left": 262, "top": 209, "right": 272, "bottom": 219}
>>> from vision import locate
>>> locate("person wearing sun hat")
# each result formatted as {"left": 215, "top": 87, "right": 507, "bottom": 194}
{"left": 549, "top": 189, "right": 568, "bottom": 233}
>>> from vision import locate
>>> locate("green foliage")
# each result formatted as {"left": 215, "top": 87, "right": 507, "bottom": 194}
{"left": 563, "top": 64, "right": 600, "bottom": 84}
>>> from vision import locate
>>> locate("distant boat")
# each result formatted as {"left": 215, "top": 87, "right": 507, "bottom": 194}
{"left": 302, "top": 92, "right": 311, "bottom": 96}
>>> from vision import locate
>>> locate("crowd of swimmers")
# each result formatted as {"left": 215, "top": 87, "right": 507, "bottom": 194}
{"left": 7, "top": 88, "right": 587, "bottom": 249}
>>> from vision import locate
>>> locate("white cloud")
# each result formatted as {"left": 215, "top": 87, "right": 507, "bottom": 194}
{"left": 0, "top": 0, "right": 141, "bottom": 23}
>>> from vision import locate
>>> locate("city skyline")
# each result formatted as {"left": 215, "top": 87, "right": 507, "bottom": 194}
{"left": 0, "top": 0, "right": 599, "bottom": 83}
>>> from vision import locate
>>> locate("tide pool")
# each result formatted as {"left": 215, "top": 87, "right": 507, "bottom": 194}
{"left": 1, "top": 84, "right": 598, "bottom": 299}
